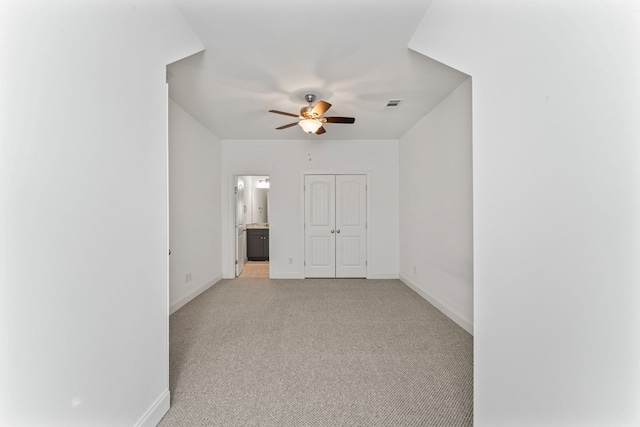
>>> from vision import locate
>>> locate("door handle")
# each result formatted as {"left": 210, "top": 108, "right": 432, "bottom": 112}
{"left": 336, "top": 229, "right": 341, "bottom": 233}
{"left": 330, "top": 230, "right": 335, "bottom": 233}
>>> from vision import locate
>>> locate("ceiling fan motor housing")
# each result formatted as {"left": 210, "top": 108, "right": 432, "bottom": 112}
{"left": 301, "top": 106, "right": 315, "bottom": 119}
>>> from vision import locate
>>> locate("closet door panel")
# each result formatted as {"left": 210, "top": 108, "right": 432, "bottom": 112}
{"left": 335, "top": 175, "right": 367, "bottom": 278}
{"left": 304, "top": 175, "right": 336, "bottom": 277}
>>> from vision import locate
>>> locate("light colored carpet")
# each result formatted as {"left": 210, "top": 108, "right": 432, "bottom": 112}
{"left": 159, "top": 278, "right": 473, "bottom": 426}
{"left": 239, "top": 261, "right": 269, "bottom": 278}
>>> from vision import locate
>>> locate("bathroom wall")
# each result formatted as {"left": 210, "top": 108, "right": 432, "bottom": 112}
{"left": 236, "top": 175, "right": 270, "bottom": 225}
{"left": 252, "top": 187, "right": 269, "bottom": 224}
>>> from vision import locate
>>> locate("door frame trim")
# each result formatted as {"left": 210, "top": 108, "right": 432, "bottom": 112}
{"left": 225, "top": 171, "right": 271, "bottom": 279}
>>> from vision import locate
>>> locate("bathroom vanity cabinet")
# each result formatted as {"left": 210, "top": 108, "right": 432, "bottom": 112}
{"left": 247, "top": 228, "right": 269, "bottom": 261}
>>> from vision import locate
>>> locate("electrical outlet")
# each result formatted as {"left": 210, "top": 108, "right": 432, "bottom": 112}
{"left": 185, "top": 272, "right": 192, "bottom": 283}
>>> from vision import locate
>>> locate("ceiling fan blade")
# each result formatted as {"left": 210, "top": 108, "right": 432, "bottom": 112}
{"left": 276, "top": 122, "right": 298, "bottom": 130}
{"left": 269, "top": 109, "right": 300, "bottom": 118}
{"left": 315, "top": 126, "right": 327, "bottom": 135}
{"left": 311, "top": 100, "right": 331, "bottom": 117}
{"left": 324, "top": 116, "right": 355, "bottom": 124}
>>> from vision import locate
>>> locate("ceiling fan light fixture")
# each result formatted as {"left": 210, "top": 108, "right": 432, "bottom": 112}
{"left": 299, "top": 119, "right": 322, "bottom": 134}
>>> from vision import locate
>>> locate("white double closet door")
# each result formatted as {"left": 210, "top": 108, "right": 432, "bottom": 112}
{"left": 304, "top": 174, "right": 367, "bottom": 278}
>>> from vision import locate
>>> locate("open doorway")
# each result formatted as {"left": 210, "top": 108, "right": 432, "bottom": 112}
{"left": 234, "top": 175, "right": 270, "bottom": 278}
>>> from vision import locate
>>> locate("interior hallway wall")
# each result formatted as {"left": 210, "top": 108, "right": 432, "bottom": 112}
{"left": 169, "top": 99, "right": 222, "bottom": 314}
{"left": 220, "top": 139, "right": 399, "bottom": 279}
{"left": 399, "top": 77, "right": 473, "bottom": 334}
{"left": 410, "top": 1, "right": 640, "bottom": 425}
{"left": 0, "top": 2, "right": 203, "bottom": 426}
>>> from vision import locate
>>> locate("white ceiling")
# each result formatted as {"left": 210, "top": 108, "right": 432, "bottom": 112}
{"left": 168, "top": 0, "right": 468, "bottom": 140}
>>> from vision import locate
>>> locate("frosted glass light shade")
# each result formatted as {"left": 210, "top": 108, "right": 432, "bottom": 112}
{"left": 299, "top": 119, "right": 322, "bottom": 133}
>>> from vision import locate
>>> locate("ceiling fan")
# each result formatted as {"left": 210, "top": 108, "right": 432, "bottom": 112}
{"left": 269, "top": 94, "right": 355, "bottom": 135}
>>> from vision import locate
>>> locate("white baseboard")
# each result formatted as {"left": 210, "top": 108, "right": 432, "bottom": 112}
{"left": 272, "top": 272, "right": 305, "bottom": 279}
{"left": 170, "top": 275, "right": 221, "bottom": 315}
{"left": 272, "top": 274, "right": 398, "bottom": 279}
{"left": 134, "top": 388, "right": 170, "bottom": 427}
{"left": 399, "top": 275, "right": 473, "bottom": 335}
{"left": 367, "top": 273, "right": 399, "bottom": 279}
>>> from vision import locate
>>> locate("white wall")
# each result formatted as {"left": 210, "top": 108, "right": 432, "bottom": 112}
{"left": 0, "top": 2, "right": 202, "bottom": 426}
{"left": 399, "top": 78, "right": 473, "bottom": 334}
{"left": 220, "top": 139, "right": 399, "bottom": 279}
{"left": 169, "top": 99, "right": 222, "bottom": 314}
{"left": 410, "top": 1, "right": 640, "bottom": 425}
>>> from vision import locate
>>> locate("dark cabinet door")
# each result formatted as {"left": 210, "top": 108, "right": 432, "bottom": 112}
{"left": 248, "top": 234, "right": 264, "bottom": 259}
{"left": 247, "top": 229, "right": 269, "bottom": 261}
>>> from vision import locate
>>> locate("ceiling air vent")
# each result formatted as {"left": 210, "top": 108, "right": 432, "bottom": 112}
{"left": 385, "top": 99, "right": 403, "bottom": 109}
